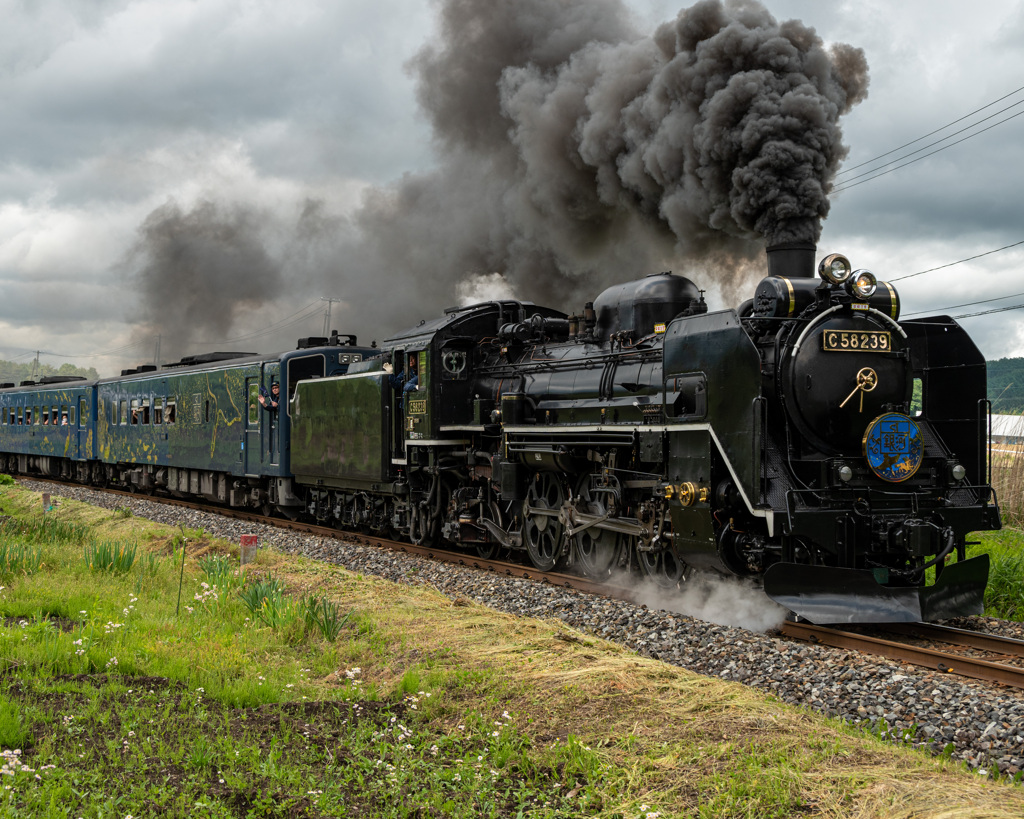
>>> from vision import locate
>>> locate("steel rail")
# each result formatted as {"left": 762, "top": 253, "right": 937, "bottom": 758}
{"left": 881, "top": 622, "right": 1024, "bottom": 657}
{"left": 781, "top": 621, "right": 1024, "bottom": 690}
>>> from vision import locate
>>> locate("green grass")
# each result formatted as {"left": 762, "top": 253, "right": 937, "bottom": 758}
{"left": 0, "top": 484, "right": 1023, "bottom": 817}
{"left": 0, "top": 501, "right": 602, "bottom": 817}
{"left": 969, "top": 529, "right": 1024, "bottom": 620}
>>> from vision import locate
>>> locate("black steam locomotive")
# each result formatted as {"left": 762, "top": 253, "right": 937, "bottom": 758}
{"left": 291, "top": 242, "right": 1001, "bottom": 623}
{"left": 0, "top": 243, "right": 1000, "bottom": 624}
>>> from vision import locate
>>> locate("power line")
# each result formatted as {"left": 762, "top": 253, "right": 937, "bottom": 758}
{"left": 837, "top": 85, "right": 1024, "bottom": 177}
{"left": 184, "top": 303, "right": 324, "bottom": 348}
{"left": 904, "top": 290, "right": 1024, "bottom": 318}
{"left": 185, "top": 300, "right": 323, "bottom": 347}
{"left": 889, "top": 239, "right": 1024, "bottom": 282}
{"left": 38, "top": 338, "right": 151, "bottom": 360}
{"left": 831, "top": 107, "right": 1024, "bottom": 195}
{"left": 954, "top": 302, "right": 1024, "bottom": 320}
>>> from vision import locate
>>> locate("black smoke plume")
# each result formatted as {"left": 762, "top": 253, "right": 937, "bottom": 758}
{"left": 129, "top": 0, "right": 868, "bottom": 351}
{"left": 126, "top": 200, "right": 283, "bottom": 362}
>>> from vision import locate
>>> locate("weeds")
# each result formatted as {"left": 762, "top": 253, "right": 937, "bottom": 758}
{"left": 0, "top": 542, "right": 42, "bottom": 579}
{"left": 976, "top": 538, "right": 1024, "bottom": 620}
{"left": 137, "top": 552, "right": 161, "bottom": 578}
{"left": 237, "top": 576, "right": 300, "bottom": 632}
{"left": 0, "top": 694, "right": 30, "bottom": 749}
{"left": 1, "top": 515, "right": 88, "bottom": 546}
{"left": 199, "top": 553, "right": 237, "bottom": 589}
{"left": 991, "top": 423, "right": 1024, "bottom": 529}
{"left": 237, "top": 577, "right": 286, "bottom": 616}
{"left": 83, "top": 539, "right": 138, "bottom": 574}
{"left": 300, "top": 594, "right": 350, "bottom": 641}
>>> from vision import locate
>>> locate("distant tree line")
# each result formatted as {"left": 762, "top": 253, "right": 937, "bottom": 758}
{"left": 988, "top": 357, "right": 1024, "bottom": 415}
{"left": 0, "top": 360, "right": 100, "bottom": 386}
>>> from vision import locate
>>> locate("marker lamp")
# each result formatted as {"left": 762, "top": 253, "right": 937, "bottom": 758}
{"left": 847, "top": 270, "right": 877, "bottom": 300}
{"left": 818, "top": 253, "right": 852, "bottom": 284}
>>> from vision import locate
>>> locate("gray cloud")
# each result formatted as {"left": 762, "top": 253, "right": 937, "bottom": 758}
{"left": 2, "top": 0, "right": 1024, "bottom": 374}
{"left": 0, "top": 0, "right": 432, "bottom": 186}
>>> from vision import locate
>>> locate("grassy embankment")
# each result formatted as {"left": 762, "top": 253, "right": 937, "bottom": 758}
{"left": 973, "top": 437, "right": 1024, "bottom": 620}
{"left": 0, "top": 484, "right": 1023, "bottom": 817}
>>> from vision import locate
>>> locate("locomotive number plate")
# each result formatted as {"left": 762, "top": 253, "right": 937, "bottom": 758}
{"left": 822, "top": 330, "right": 891, "bottom": 352}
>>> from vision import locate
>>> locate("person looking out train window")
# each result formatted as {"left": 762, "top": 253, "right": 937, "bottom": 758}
{"left": 258, "top": 382, "right": 280, "bottom": 412}
{"left": 383, "top": 354, "right": 418, "bottom": 410}
{"left": 258, "top": 381, "right": 280, "bottom": 452}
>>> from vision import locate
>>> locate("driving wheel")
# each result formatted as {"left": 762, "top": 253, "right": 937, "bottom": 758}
{"left": 523, "top": 473, "right": 566, "bottom": 572}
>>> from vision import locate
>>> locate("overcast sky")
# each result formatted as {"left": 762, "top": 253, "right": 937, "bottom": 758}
{"left": 1, "top": 0, "right": 1022, "bottom": 375}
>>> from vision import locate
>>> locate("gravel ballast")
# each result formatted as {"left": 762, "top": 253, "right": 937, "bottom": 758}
{"left": 21, "top": 480, "right": 1024, "bottom": 779}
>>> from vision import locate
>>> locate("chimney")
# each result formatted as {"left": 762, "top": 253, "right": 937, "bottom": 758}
{"left": 765, "top": 241, "right": 816, "bottom": 279}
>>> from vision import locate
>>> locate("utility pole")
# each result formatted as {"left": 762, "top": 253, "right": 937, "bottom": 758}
{"left": 320, "top": 297, "right": 342, "bottom": 336}
{"left": 154, "top": 335, "right": 161, "bottom": 367}
{"left": 31, "top": 351, "right": 40, "bottom": 380}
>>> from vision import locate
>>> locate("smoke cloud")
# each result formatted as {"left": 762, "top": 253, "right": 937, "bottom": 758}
{"left": 127, "top": 0, "right": 868, "bottom": 350}
{"left": 126, "top": 199, "right": 284, "bottom": 362}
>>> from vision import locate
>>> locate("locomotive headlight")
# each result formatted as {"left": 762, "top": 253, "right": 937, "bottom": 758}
{"left": 950, "top": 463, "right": 967, "bottom": 482}
{"left": 818, "top": 253, "right": 852, "bottom": 284}
{"left": 846, "top": 269, "right": 877, "bottom": 300}
{"left": 837, "top": 465, "right": 853, "bottom": 483}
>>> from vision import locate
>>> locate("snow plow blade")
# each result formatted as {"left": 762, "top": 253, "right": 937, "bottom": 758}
{"left": 763, "top": 554, "right": 989, "bottom": 625}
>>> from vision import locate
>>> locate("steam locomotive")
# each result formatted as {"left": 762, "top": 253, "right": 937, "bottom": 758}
{"left": 291, "top": 242, "right": 1000, "bottom": 623}
{"left": 0, "top": 244, "right": 1001, "bottom": 623}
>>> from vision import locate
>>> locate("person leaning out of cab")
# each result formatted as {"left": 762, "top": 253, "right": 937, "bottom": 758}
{"left": 382, "top": 353, "right": 419, "bottom": 409}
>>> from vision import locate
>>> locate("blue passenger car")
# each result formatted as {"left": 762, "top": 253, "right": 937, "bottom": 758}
{"left": 0, "top": 377, "right": 96, "bottom": 481}
{"left": 0, "top": 334, "right": 374, "bottom": 515}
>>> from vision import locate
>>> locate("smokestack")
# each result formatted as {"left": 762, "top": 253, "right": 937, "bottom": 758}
{"left": 765, "top": 241, "right": 817, "bottom": 279}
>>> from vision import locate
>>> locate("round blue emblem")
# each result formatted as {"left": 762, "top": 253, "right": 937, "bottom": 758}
{"left": 862, "top": 412, "right": 924, "bottom": 483}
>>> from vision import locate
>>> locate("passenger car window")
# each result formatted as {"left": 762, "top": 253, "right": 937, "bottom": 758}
{"left": 248, "top": 384, "right": 260, "bottom": 426}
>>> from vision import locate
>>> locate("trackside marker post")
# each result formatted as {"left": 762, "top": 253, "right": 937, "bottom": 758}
{"left": 240, "top": 534, "right": 258, "bottom": 569}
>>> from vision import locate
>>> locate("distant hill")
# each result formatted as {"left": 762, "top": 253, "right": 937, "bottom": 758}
{"left": 0, "top": 360, "right": 99, "bottom": 386}
{"left": 988, "top": 357, "right": 1024, "bottom": 414}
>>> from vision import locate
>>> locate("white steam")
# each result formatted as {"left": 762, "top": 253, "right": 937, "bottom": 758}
{"left": 456, "top": 272, "right": 517, "bottom": 306}
{"left": 628, "top": 571, "right": 788, "bottom": 632}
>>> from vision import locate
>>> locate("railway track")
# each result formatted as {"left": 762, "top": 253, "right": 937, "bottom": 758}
{"left": 25, "top": 477, "right": 1024, "bottom": 691}
{"left": 781, "top": 620, "right": 1024, "bottom": 690}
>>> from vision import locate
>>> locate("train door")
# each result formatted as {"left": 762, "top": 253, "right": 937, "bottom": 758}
{"left": 77, "top": 394, "right": 92, "bottom": 459}
{"left": 389, "top": 349, "right": 406, "bottom": 460}
{"left": 244, "top": 376, "right": 262, "bottom": 475}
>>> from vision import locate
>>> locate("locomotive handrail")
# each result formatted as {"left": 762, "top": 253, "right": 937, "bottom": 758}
{"left": 980, "top": 398, "right": 992, "bottom": 487}
{"left": 862, "top": 306, "right": 908, "bottom": 338}
{"left": 788, "top": 306, "right": 842, "bottom": 356}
